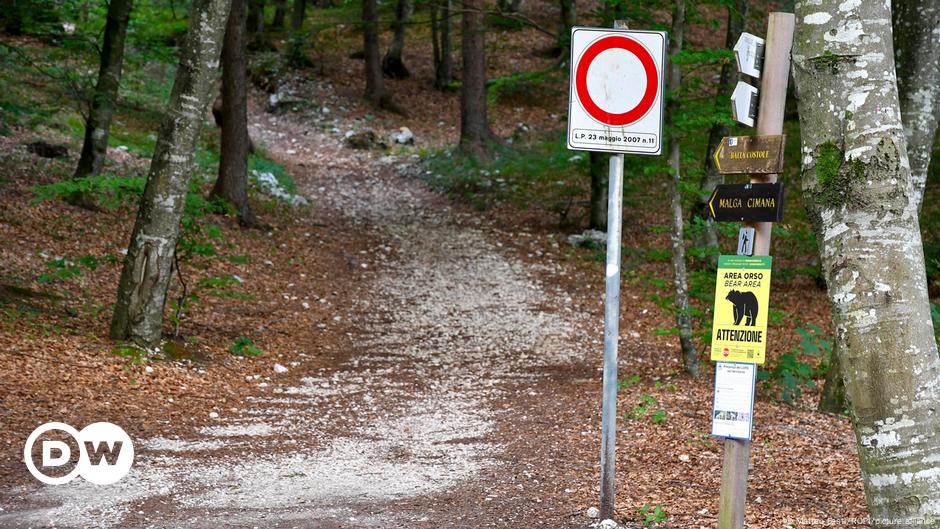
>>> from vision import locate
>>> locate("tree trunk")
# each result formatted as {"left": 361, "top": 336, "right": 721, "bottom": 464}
{"left": 588, "top": 152, "right": 607, "bottom": 231}
{"left": 272, "top": 0, "right": 286, "bottom": 27}
{"left": 558, "top": 0, "right": 575, "bottom": 54}
{"left": 213, "top": 0, "right": 259, "bottom": 228}
{"left": 1, "top": 0, "right": 25, "bottom": 35}
{"left": 74, "top": 0, "right": 134, "bottom": 180}
{"left": 459, "top": 0, "right": 497, "bottom": 156}
{"left": 290, "top": 0, "right": 305, "bottom": 31}
{"left": 363, "top": 0, "right": 399, "bottom": 111}
{"left": 382, "top": 0, "right": 412, "bottom": 79}
{"left": 818, "top": 342, "right": 846, "bottom": 413}
{"left": 690, "top": 0, "right": 748, "bottom": 267}
{"left": 665, "top": 0, "right": 697, "bottom": 377}
{"left": 286, "top": 0, "right": 306, "bottom": 63}
{"left": 246, "top": 0, "right": 266, "bottom": 49}
{"left": 893, "top": 0, "right": 940, "bottom": 211}
{"left": 110, "top": 0, "right": 232, "bottom": 347}
{"left": 793, "top": 1, "right": 940, "bottom": 524}
{"left": 431, "top": 0, "right": 453, "bottom": 90}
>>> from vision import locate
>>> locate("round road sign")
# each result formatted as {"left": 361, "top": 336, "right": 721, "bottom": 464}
{"left": 574, "top": 35, "right": 659, "bottom": 126}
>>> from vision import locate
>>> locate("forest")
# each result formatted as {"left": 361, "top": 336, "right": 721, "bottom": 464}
{"left": 0, "top": 0, "right": 938, "bottom": 527}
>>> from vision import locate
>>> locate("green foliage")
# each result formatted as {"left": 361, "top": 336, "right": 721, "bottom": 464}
{"left": 626, "top": 394, "right": 666, "bottom": 424}
{"left": 422, "top": 133, "right": 587, "bottom": 222}
{"left": 36, "top": 254, "right": 102, "bottom": 283}
{"left": 618, "top": 374, "right": 641, "bottom": 391}
{"left": 637, "top": 503, "right": 667, "bottom": 526}
{"left": 229, "top": 336, "right": 263, "bottom": 357}
{"left": 758, "top": 324, "right": 831, "bottom": 404}
{"left": 485, "top": 69, "right": 561, "bottom": 107}
{"left": 32, "top": 174, "right": 146, "bottom": 210}
{"left": 112, "top": 344, "right": 148, "bottom": 364}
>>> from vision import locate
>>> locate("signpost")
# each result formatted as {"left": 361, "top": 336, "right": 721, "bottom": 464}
{"left": 713, "top": 135, "right": 786, "bottom": 175}
{"left": 567, "top": 21, "right": 667, "bottom": 521}
{"left": 733, "top": 33, "right": 765, "bottom": 78}
{"left": 731, "top": 82, "right": 758, "bottom": 127}
{"left": 716, "top": 13, "right": 794, "bottom": 529}
{"left": 707, "top": 183, "right": 785, "bottom": 222}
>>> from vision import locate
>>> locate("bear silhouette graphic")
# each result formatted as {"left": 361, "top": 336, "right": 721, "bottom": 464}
{"left": 726, "top": 290, "right": 759, "bottom": 326}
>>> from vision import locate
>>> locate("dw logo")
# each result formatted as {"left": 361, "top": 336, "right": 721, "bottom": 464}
{"left": 24, "top": 422, "right": 135, "bottom": 485}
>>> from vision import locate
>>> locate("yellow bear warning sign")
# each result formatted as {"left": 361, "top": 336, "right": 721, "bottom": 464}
{"left": 710, "top": 255, "right": 772, "bottom": 364}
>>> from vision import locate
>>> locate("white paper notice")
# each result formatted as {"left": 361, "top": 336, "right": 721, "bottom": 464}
{"left": 711, "top": 362, "right": 756, "bottom": 440}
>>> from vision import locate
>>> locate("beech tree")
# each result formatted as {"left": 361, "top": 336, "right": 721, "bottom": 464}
{"left": 792, "top": 1, "right": 940, "bottom": 524}
{"left": 459, "top": 0, "right": 498, "bottom": 156}
{"left": 664, "top": 0, "right": 697, "bottom": 377}
{"left": 110, "top": 0, "right": 232, "bottom": 346}
{"left": 893, "top": 0, "right": 940, "bottom": 211}
{"left": 363, "top": 0, "right": 398, "bottom": 110}
{"left": 74, "top": 0, "right": 134, "bottom": 180}
{"left": 382, "top": 0, "right": 412, "bottom": 78}
{"left": 430, "top": 0, "right": 453, "bottom": 90}
{"left": 213, "top": 0, "right": 259, "bottom": 227}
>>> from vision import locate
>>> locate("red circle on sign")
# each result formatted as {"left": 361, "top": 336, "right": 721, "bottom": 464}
{"left": 575, "top": 35, "right": 659, "bottom": 126}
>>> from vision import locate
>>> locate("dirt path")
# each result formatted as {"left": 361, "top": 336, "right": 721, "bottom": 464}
{"left": 0, "top": 83, "right": 602, "bottom": 528}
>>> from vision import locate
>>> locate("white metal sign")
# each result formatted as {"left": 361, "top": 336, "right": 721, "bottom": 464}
{"left": 734, "top": 32, "right": 765, "bottom": 78}
{"left": 711, "top": 362, "right": 756, "bottom": 440}
{"left": 567, "top": 27, "right": 667, "bottom": 155}
{"left": 731, "top": 81, "right": 758, "bottom": 127}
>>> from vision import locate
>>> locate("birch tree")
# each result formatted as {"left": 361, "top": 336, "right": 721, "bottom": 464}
{"left": 792, "top": 1, "right": 940, "bottom": 524}
{"left": 893, "top": 0, "right": 940, "bottom": 211}
{"left": 666, "top": 0, "right": 697, "bottom": 377}
{"left": 110, "top": 0, "right": 232, "bottom": 346}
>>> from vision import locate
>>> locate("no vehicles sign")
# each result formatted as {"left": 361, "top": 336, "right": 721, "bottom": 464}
{"left": 567, "top": 28, "right": 666, "bottom": 155}
{"left": 710, "top": 255, "right": 772, "bottom": 364}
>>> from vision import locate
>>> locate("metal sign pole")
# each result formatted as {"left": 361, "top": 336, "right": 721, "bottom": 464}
{"left": 717, "top": 12, "right": 794, "bottom": 529}
{"left": 599, "top": 151, "right": 624, "bottom": 520}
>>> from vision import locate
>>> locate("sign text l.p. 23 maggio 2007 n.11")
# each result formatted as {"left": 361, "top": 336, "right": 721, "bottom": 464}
{"left": 571, "top": 129, "right": 658, "bottom": 146}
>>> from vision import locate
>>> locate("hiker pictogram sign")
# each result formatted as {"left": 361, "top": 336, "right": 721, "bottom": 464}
{"left": 710, "top": 255, "right": 772, "bottom": 365}
{"left": 566, "top": 27, "right": 666, "bottom": 155}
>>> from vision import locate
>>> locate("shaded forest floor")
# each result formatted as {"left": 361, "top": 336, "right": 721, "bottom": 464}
{"left": 5, "top": 0, "right": 934, "bottom": 526}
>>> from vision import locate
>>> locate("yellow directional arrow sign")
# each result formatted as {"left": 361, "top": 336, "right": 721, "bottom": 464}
{"left": 713, "top": 135, "right": 786, "bottom": 175}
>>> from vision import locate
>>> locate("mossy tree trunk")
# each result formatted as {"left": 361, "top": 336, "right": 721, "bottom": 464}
{"left": 110, "top": 0, "right": 232, "bottom": 347}
{"left": 666, "top": 0, "right": 697, "bottom": 377}
{"left": 74, "top": 0, "right": 134, "bottom": 180}
{"left": 893, "top": 0, "right": 940, "bottom": 211}
{"left": 793, "top": 1, "right": 940, "bottom": 525}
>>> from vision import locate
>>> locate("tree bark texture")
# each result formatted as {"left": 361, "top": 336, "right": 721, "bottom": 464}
{"left": 793, "top": 1, "right": 940, "bottom": 525}
{"left": 214, "top": 0, "right": 259, "bottom": 227}
{"left": 382, "top": 0, "right": 412, "bottom": 79}
{"left": 818, "top": 342, "right": 847, "bottom": 413}
{"left": 558, "top": 0, "right": 575, "bottom": 52}
{"left": 430, "top": 0, "right": 453, "bottom": 90}
{"left": 272, "top": 0, "right": 287, "bottom": 27}
{"left": 110, "top": 0, "right": 232, "bottom": 347}
{"left": 665, "top": 0, "right": 697, "bottom": 377}
{"left": 893, "top": 0, "right": 940, "bottom": 211}
{"left": 691, "top": 0, "right": 748, "bottom": 265}
{"left": 459, "top": 0, "right": 497, "bottom": 156}
{"left": 247, "top": 0, "right": 264, "bottom": 46}
{"left": 74, "top": 0, "right": 134, "bottom": 179}
{"left": 589, "top": 151, "right": 607, "bottom": 230}
{"left": 363, "top": 0, "right": 395, "bottom": 110}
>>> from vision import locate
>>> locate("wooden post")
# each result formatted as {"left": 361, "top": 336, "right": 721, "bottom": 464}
{"left": 716, "top": 12, "right": 794, "bottom": 529}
